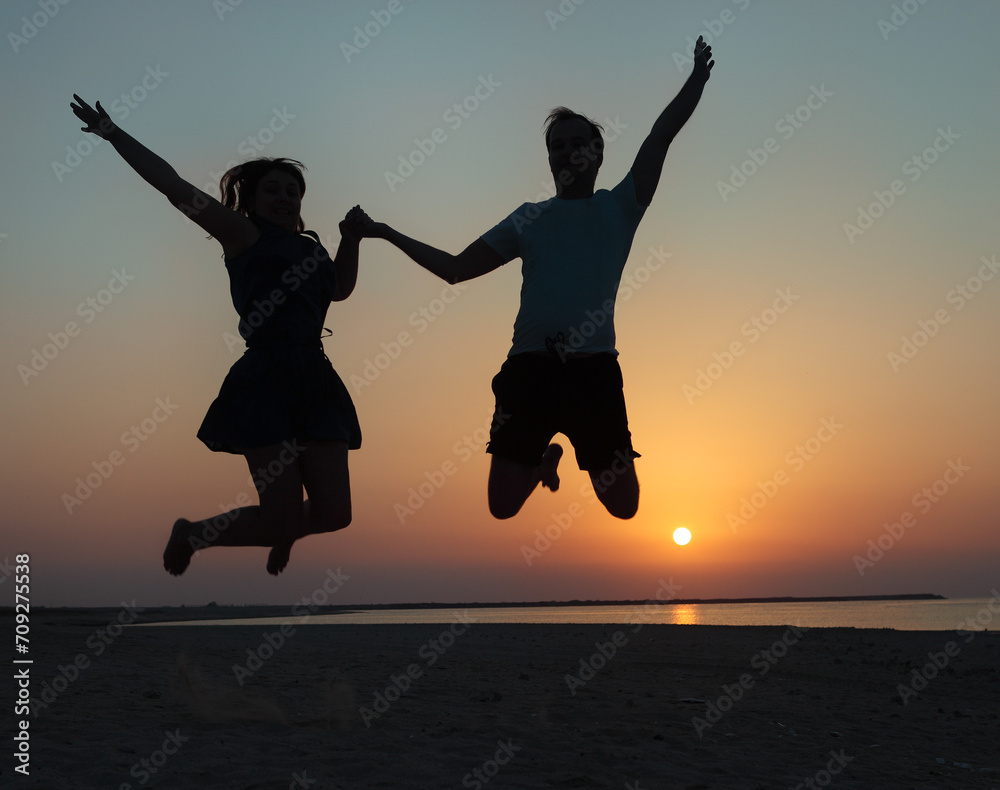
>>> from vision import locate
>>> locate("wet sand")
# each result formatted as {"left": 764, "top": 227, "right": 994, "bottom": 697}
{"left": 11, "top": 607, "right": 1000, "bottom": 788}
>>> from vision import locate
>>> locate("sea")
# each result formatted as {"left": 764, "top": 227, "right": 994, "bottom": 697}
{"left": 149, "top": 595, "right": 1000, "bottom": 632}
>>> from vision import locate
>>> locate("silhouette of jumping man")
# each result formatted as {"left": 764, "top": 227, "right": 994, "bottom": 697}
{"left": 359, "top": 37, "right": 714, "bottom": 520}
{"left": 70, "top": 95, "right": 367, "bottom": 575}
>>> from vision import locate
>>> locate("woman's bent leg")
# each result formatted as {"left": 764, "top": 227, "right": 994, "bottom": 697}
{"left": 163, "top": 443, "right": 306, "bottom": 576}
{"left": 298, "top": 440, "right": 352, "bottom": 536}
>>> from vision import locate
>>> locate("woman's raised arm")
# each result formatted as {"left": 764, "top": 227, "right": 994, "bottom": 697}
{"left": 70, "top": 94, "right": 257, "bottom": 257}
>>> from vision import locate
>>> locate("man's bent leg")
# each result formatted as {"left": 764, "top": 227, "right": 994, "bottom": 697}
{"left": 588, "top": 460, "right": 639, "bottom": 520}
{"left": 488, "top": 444, "right": 562, "bottom": 519}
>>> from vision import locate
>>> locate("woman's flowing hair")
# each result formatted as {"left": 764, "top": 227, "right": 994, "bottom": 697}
{"left": 219, "top": 157, "right": 307, "bottom": 232}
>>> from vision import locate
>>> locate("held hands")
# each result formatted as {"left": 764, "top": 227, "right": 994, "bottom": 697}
{"left": 70, "top": 94, "right": 119, "bottom": 139}
{"left": 340, "top": 205, "right": 389, "bottom": 242}
{"left": 692, "top": 35, "right": 715, "bottom": 82}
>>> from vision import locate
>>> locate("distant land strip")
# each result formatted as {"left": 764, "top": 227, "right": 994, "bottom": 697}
{"left": 8, "top": 593, "right": 949, "bottom": 626}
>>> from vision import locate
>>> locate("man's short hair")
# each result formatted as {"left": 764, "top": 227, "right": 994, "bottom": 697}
{"left": 543, "top": 107, "right": 605, "bottom": 152}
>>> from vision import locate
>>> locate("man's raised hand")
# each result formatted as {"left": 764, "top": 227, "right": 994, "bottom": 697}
{"left": 70, "top": 94, "right": 118, "bottom": 139}
{"left": 693, "top": 35, "right": 715, "bottom": 82}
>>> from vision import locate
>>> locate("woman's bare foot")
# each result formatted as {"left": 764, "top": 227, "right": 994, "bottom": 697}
{"left": 163, "top": 518, "right": 195, "bottom": 576}
{"left": 267, "top": 542, "right": 293, "bottom": 576}
{"left": 538, "top": 443, "right": 563, "bottom": 491}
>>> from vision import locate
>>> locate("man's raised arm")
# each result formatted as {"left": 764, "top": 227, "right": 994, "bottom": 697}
{"left": 631, "top": 36, "right": 715, "bottom": 206}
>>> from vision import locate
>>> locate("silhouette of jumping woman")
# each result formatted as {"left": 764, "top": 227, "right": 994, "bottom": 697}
{"left": 357, "top": 37, "right": 714, "bottom": 520}
{"left": 70, "top": 95, "right": 366, "bottom": 576}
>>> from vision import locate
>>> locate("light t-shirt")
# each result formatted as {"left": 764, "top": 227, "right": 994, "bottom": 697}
{"left": 481, "top": 171, "right": 647, "bottom": 357}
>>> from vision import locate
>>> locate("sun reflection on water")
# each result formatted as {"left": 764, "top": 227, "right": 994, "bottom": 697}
{"left": 671, "top": 605, "right": 700, "bottom": 626}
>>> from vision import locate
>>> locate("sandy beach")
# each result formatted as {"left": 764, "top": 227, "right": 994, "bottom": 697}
{"left": 10, "top": 607, "right": 1000, "bottom": 789}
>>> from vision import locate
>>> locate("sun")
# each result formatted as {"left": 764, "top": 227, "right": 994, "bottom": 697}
{"left": 673, "top": 527, "right": 692, "bottom": 546}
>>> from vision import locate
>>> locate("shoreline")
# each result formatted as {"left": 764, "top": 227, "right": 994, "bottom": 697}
{"left": 16, "top": 619, "right": 1000, "bottom": 787}
{"left": 14, "top": 592, "right": 949, "bottom": 627}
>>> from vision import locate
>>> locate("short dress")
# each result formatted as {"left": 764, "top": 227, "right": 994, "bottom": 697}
{"left": 197, "top": 216, "right": 362, "bottom": 454}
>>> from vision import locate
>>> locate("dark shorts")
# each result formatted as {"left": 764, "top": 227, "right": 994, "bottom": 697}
{"left": 487, "top": 353, "right": 637, "bottom": 472}
{"left": 197, "top": 345, "right": 362, "bottom": 455}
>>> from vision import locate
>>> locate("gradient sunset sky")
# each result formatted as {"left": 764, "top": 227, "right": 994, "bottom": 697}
{"left": 2, "top": 1, "right": 998, "bottom": 607}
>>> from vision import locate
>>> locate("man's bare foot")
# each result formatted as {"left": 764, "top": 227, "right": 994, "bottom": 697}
{"left": 539, "top": 443, "right": 563, "bottom": 491}
{"left": 267, "top": 542, "right": 293, "bottom": 576}
{"left": 163, "top": 518, "right": 195, "bottom": 576}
